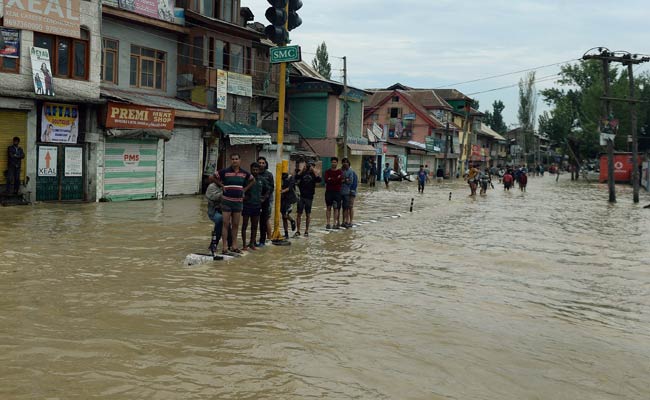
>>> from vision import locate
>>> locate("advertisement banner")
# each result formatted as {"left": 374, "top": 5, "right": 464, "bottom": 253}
{"left": 31, "top": 47, "right": 55, "bottom": 96}
{"left": 203, "top": 140, "right": 219, "bottom": 175}
{"left": 106, "top": 102, "right": 175, "bottom": 130}
{"left": 38, "top": 146, "right": 58, "bottom": 177}
{"left": 227, "top": 71, "right": 252, "bottom": 97}
{"left": 41, "top": 103, "right": 79, "bottom": 143}
{"left": 64, "top": 147, "right": 83, "bottom": 177}
{"left": 216, "top": 69, "right": 228, "bottom": 110}
{"left": 0, "top": 28, "right": 20, "bottom": 58}
{"left": 118, "top": 0, "right": 175, "bottom": 23}
{"left": 4, "top": 0, "right": 81, "bottom": 38}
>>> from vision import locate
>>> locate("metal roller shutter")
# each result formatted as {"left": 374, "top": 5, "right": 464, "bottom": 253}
{"left": 0, "top": 110, "right": 28, "bottom": 186}
{"left": 164, "top": 127, "right": 201, "bottom": 196}
{"left": 104, "top": 138, "right": 158, "bottom": 201}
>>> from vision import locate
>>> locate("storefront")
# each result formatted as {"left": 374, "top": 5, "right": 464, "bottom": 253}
{"left": 0, "top": 109, "right": 29, "bottom": 193}
{"left": 215, "top": 121, "right": 272, "bottom": 172}
{"left": 35, "top": 102, "right": 89, "bottom": 201}
{"left": 164, "top": 125, "right": 202, "bottom": 196}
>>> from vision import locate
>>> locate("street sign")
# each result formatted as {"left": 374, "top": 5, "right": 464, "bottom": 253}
{"left": 270, "top": 45, "right": 301, "bottom": 64}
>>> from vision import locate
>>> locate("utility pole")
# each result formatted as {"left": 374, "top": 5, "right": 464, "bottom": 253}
{"left": 628, "top": 61, "right": 640, "bottom": 203}
{"left": 342, "top": 56, "right": 349, "bottom": 158}
{"left": 456, "top": 101, "right": 471, "bottom": 175}
{"left": 584, "top": 48, "right": 649, "bottom": 203}
{"left": 443, "top": 122, "right": 450, "bottom": 177}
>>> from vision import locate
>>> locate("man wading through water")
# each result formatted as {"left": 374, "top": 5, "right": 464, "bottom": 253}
{"left": 324, "top": 157, "right": 343, "bottom": 229}
{"left": 214, "top": 154, "right": 255, "bottom": 255}
{"left": 294, "top": 160, "right": 321, "bottom": 237}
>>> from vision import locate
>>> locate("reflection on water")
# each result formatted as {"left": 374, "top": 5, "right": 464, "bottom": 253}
{"left": 1, "top": 176, "right": 649, "bottom": 399}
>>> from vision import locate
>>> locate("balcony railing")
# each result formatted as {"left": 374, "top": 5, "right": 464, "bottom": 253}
{"left": 177, "top": 63, "right": 279, "bottom": 97}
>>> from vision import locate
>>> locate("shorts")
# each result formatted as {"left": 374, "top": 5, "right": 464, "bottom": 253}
{"left": 325, "top": 190, "right": 342, "bottom": 209}
{"left": 297, "top": 197, "right": 313, "bottom": 214}
{"left": 242, "top": 205, "right": 261, "bottom": 217}
{"left": 281, "top": 202, "right": 293, "bottom": 216}
{"left": 222, "top": 202, "right": 243, "bottom": 213}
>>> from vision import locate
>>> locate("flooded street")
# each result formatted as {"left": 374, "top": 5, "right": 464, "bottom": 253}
{"left": 1, "top": 176, "right": 649, "bottom": 399}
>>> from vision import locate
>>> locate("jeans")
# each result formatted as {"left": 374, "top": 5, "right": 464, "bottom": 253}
{"left": 209, "top": 211, "right": 223, "bottom": 248}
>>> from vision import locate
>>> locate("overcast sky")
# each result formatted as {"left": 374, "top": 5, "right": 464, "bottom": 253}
{"left": 246, "top": 0, "right": 650, "bottom": 127}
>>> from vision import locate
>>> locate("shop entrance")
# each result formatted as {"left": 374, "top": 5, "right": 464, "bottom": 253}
{"left": 35, "top": 144, "right": 85, "bottom": 201}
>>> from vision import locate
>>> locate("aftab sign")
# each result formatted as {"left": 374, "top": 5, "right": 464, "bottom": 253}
{"left": 38, "top": 146, "right": 57, "bottom": 177}
{"left": 270, "top": 45, "right": 302, "bottom": 64}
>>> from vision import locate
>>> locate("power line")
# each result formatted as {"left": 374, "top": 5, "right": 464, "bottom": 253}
{"left": 466, "top": 74, "right": 561, "bottom": 96}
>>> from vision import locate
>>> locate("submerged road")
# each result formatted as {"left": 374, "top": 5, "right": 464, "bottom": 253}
{"left": 1, "top": 176, "right": 649, "bottom": 399}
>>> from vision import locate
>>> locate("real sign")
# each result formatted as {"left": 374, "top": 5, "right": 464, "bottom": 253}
{"left": 3, "top": 0, "right": 81, "bottom": 38}
{"left": 270, "top": 45, "right": 302, "bottom": 64}
{"left": 106, "top": 102, "right": 175, "bottom": 130}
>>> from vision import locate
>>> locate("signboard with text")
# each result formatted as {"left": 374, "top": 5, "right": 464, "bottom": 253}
{"left": 227, "top": 71, "right": 252, "bottom": 97}
{"left": 38, "top": 146, "right": 58, "bottom": 177}
{"left": 41, "top": 103, "right": 79, "bottom": 143}
{"left": 117, "top": 0, "right": 175, "bottom": 23}
{"left": 30, "top": 47, "right": 54, "bottom": 96}
{"left": 4, "top": 0, "right": 81, "bottom": 38}
{"left": 64, "top": 147, "right": 83, "bottom": 177}
{"left": 0, "top": 28, "right": 20, "bottom": 59}
{"left": 106, "top": 102, "right": 175, "bottom": 130}
{"left": 270, "top": 45, "right": 301, "bottom": 64}
{"left": 216, "top": 69, "right": 228, "bottom": 109}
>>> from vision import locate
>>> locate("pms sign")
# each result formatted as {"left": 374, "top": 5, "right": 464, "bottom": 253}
{"left": 105, "top": 102, "right": 175, "bottom": 131}
{"left": 3, "top": 0, "right": 81, "bottom": 39}
{"left": 123, "top": 147, "right": 140, "bottom": 167}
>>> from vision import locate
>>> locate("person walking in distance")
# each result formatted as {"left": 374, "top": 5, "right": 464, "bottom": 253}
{"left": 294, "top": 160, "right": 321, "bottom": 237}
{"left": 324, "top": 157, "right": 343, "bottom": 229}
{"left": 256, "top": 157, "right": 274, "bottom": 247}
{"left": 241, "top": 162, "right": 268, "bottom": 251}
{"left": 466, "top": 164, "right": 479, "bottom": 196}
{"left": 6, "top": 137, "right": 24, "bottom": 194}
{"left": 436, "top": 165, "right": 444, "bottom": 183}
{"left": 382, "top": 162, "right": 392, "bottom": 189}
{"left": 519, "top": 170, "right": 528, "bottom": 192}
{"left": 503, "top": 169, "right": 514, "bottom": 191}
{"left": 368, "top": 159, "right": 377, "bottom": 187}
{"left": 417, "top": 165, "right": 429, "bottom": 193}
{"left": 340, "top": 158, "right": 358, "bottom": 228}
{"left": 214, "top": 153, "right": 255, "bottom": 255}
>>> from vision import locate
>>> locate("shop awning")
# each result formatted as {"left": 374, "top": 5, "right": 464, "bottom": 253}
{"left": 106, "top": 128, "right": 172, "bottom": 141}
{"left": 215, "top": 121, "right": 272, "bottom": 145}
{"left": 347, "top": 143, "right": 377, "bottom": 156}
{"left": 229, "top": 134, "right": 272, "bottom": 145}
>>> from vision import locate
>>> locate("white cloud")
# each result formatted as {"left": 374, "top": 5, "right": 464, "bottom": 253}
{"left": 244, "top": 0, "right": 650, "bottom": 125}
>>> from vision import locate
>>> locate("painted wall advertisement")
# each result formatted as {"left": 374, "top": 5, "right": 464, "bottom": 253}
{"left": 64, "top": 147, "right": 83, "bottom": 177}
{"left": 41, "top": 103, "right": 79, "bottom": 143}
{"left": 227, "top": 71, "right": 252, "bottom": 97}
{"left": 3, "top": 0, "right": 81, "bottom": 38}
{"left": 106, "top": 102, "right": 175, "bottom": 130}
{"left": 30, "top": 47, "right": 55, "bottom": 96}
{"left": 0, "top": 28, "right": 20, "bottom": 59}
{"left": 216, "top": 69, "right": 228, "bottom": 110}
{"left": 38, "top": 146, "right": 58, "bottom": 177}
{"left": 118, "top": 0, "right": 175, "bottom": 23}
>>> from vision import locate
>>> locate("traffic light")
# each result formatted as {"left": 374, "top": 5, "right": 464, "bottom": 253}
{"left": 288, "top": 0, "right": 302, "bottom": 31}
{"left": 265, "top": 0, "right": 288, "bottom": 45}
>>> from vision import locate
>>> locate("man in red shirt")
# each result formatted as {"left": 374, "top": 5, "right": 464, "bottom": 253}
{"left": 324, "top": 157, "right": 343, "bottom": 229}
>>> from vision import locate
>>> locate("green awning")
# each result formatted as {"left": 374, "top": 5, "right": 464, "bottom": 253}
{"left": 215, "top": 121, "right": 268, "bottom": 136}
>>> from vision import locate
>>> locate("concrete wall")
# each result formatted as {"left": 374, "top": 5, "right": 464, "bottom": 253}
{"left": 102, "top": 18, "right": 179, "bottom": 97}
{"left": 0, "top": 0, "right": 102, "bottom": 100}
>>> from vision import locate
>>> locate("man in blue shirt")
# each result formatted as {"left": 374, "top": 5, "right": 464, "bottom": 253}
{"left": 417, "top": 165, "right": 430, "bottom": 193}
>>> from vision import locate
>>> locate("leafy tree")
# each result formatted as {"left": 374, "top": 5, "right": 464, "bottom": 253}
{"left": 518, "top": 71, "right": 537, "bottom": 156}
{"left": 483, "top": 100, "right": 507, "bottom": 134}
{"left": 311, "top": 42, "right": 332, "bottom": 79}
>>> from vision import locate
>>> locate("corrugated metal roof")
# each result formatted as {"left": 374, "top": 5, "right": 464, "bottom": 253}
{"left": 101, "top": 88, "right": 217, "bottom": 115}
{"left": 291, "top": 61, "right": 368, "bottom": 93}
{"left": 478, "top": 123, "right": 507, "bottom": 141}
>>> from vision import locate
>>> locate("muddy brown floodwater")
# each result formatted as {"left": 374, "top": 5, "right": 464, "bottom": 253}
{"left": 1, "top": 176, "right": 649, "bottom": 399}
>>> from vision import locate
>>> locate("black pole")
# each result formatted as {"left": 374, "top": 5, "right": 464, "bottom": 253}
{"left": 409, "top": 198, "right": 414, "bottom": 212}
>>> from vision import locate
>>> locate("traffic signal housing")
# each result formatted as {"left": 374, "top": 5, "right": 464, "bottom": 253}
{"left": 265, "top": 0, "right": 288, "bottom": 45}
{"left": 288, "top": 0, "right": 302, "bottom": 31}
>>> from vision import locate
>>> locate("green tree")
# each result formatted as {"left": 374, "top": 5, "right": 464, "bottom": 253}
{"left": 483, "top": 100, "right": 508, "bottom": 134}
{"left": 311, "top": 42, "right": 332, "bottom": 79}
{"left": 518, "top": 71, "right": 537, "bottom": 157}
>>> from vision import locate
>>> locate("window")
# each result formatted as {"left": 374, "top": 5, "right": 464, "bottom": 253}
{"left": 101, "top": 38, "right": 118, "bottom": 84}
{"left": 33, "top": 29, "right": 89, "bottom": 80}
{"left": 390, "top": 107, "right": 401, "bottom": 118}
{"left": 245, "top": 47, "right": 252, "bottom": 75}
{"left": 229, "top": 44, "right": 243, "bottom": 73}
{"left": 392, "top": 96, "right": 399, "bottom": 102}
{"left": 130, "top": 45, "right": 166, "bottom": 90}
{"left": 221, "top": 0, "right": 233, "bottom": 22}
{"left": 192, "top": 36, "right": 203, "bottom": 66}
{"left": 0, "top": 54, "right": 19, "bottom": 73}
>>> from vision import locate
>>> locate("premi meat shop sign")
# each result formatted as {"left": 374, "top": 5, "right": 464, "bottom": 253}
{"left": 3, "top": 0, "right": 81, "bottom": 39}
{"left": 106, "top": 102, "right": 175, "bottom": 131}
